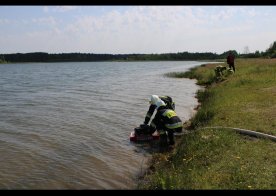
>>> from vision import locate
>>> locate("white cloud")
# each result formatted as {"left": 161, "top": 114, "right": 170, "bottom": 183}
{"left": 59, "top": 6, "right": 243, "bottom": 53}
{"left": 1, "top": 6, "right": 276, "bottom": 54}
{"left": 31, "top": 16, "right": 58, "bottom": 26}
{"left": 43, "top": 6, "right": 49, "bottom": 13}
{"left": 46, "top": 6, "right": 78, "bottom": 13}
{"left": 32, "top": 7, "right": 272, "bottom": 53}
{"left": 0, "top": 18, "right": 10, "bottom": 24}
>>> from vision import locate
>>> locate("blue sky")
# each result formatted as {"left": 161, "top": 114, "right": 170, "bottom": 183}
{"left": 0, "top": 6, "right": 276, "bottom": 54}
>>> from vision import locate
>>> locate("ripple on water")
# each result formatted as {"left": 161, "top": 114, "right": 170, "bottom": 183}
{"left": 0, "top": 61, "right": 209, "bottom": 189}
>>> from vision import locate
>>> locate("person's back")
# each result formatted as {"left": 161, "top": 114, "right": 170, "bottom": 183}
{"left": 227, "top": 52, "right": 235, "bottom": 72}
{"left": 227, "top": 53, "right": 234, "bottom": 64}
{"left": 151, "top": 105, "right": 183, "bottom": 147}
{"left": 155, "top": 107, "right": 182, "bottom": 133}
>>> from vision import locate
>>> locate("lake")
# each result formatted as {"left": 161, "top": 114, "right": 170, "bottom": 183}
{"left": 0, "top": 61, "right": 210, "bottom": 189}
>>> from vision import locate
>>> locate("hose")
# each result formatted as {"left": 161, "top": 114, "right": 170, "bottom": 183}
{"left": 197, "top": 126, "right": 276, "bottom": 142}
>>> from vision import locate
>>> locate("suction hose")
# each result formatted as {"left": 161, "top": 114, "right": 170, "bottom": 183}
{"left": 198, "top": 126, "right": 276, "bottom": 142}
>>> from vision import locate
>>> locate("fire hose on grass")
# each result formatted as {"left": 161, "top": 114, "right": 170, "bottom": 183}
{"left": 197, "top": 126, "right": 276, "bottom": 142}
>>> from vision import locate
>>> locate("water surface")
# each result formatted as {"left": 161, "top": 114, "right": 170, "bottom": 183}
{"left": 0, "top": 61, "right": 209, "bottom": 189}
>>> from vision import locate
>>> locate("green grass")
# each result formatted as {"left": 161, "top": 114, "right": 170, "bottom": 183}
{"left": 138, "top": 58, "right": 276, "bottom": 189}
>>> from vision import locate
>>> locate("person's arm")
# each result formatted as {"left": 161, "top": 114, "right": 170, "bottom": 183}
{"left": 144, "top": 104, "right": 156, "bottom": 125}
{"left": 150, "top": 110, "right": 162, "bottom": 131}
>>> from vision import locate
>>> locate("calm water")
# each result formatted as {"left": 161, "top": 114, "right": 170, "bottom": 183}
{"left": 0, "top": 61, "right": 209, "bottom": 189}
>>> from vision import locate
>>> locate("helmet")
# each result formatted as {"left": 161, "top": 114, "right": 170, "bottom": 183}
{"left": 149, "top": 95, "right": 166, "bottom": 109}
{"left": 155, "top": 99, "right": 166, "bottom": 109}
{"left": 149, "top": 95, "right": 159, "bottom": 105}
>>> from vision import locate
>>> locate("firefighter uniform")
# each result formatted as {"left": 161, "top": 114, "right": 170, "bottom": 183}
{"left": 150, "top": 105, "right": 182, "bottom": 146}
{"left": 144, "top": 95, "right": 175, "bottom": 125}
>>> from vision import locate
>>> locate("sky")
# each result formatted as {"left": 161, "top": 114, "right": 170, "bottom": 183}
{"left": 0, "top": 6, "right": 276, "bottom": 54}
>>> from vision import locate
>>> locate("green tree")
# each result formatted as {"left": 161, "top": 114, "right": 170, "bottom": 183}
{"left": 265, "top": 41, "right": 276, "bottom": 58}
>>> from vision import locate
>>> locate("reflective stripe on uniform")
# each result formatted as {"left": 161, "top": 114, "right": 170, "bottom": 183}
{"left": 162, "top": 110, "right": 177, "bottom": 118}
{"left": 165, "top": 122, "right": 183, "bottom": 129}
{"left": 159, "top": 130, "right": 166, "bottom": 134}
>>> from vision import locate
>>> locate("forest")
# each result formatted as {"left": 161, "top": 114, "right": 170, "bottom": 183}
{"left": 1, "top": 41, "right": 275, "bottom": 63}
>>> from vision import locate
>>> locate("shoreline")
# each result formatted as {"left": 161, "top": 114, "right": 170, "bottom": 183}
{"left": 136, "top": 63, "right": 206, "bottom": 182}
{"left": 137, "top": 58, "right": 276, "bottom": 189}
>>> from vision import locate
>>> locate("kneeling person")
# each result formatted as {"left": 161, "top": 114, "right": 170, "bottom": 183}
{"left": 149, "top": 97, "right": 182, "bottom": 146}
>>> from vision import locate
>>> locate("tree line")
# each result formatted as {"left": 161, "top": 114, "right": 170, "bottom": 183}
{"left": 0, "top": 51, "right": 232, "bottom": 63}
{"left": 1, "top": 41, "right": 275, "bottom": 63}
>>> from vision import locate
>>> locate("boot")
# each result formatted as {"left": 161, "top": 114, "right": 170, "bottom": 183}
{"left": 159, "top": 131, "right": 168, "bottom": 152}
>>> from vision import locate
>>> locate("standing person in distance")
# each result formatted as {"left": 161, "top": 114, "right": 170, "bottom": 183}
{"left": 227, "top": 51, "right": 236, "bottom": 72}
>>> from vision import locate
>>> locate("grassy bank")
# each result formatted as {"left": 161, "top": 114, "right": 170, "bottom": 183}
{"left": 138, "top": 58, "right": 276, "bottom": 189}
